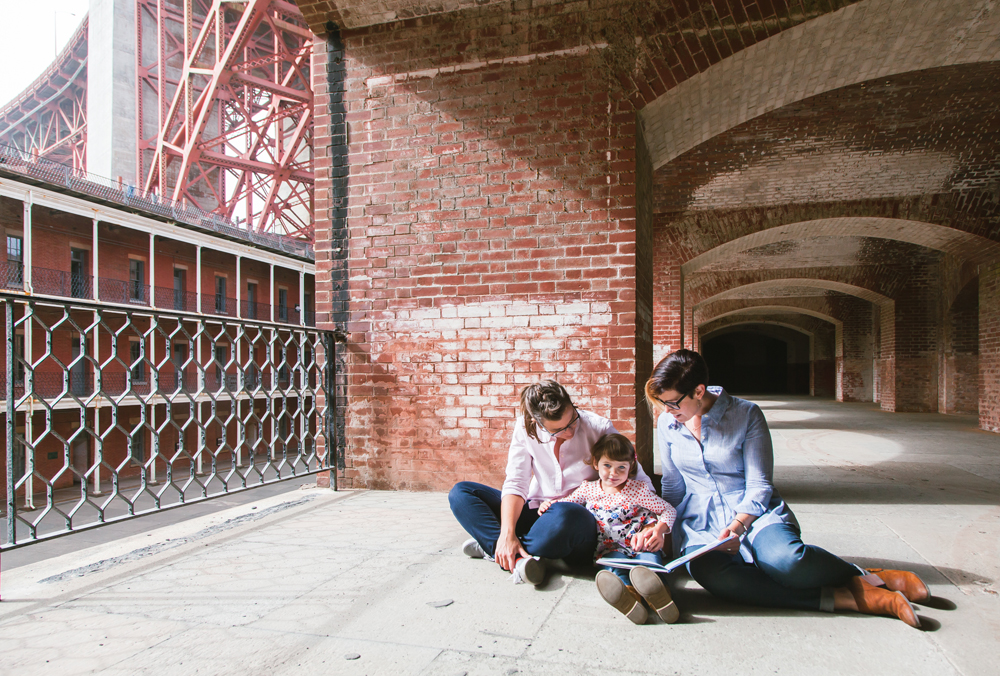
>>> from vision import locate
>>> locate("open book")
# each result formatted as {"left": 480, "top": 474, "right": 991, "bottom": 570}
{"left": 595, "top": 535, "right": 738, "bottom": 574}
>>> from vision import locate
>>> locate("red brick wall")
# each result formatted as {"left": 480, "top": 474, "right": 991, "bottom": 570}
{"left": 980, "top": 263, "right": 1000, "bottom": 432}
{"left": 314, "top": 7, "right": 644, "bottom": 490}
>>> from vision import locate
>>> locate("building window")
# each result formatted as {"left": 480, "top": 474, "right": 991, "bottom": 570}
{"left": 130, "top": 341, "right": 147, "bottom": 383}
{"left": 70, "top": 248, "right": 88, "bottom": 298}
{"left": 173, "top": 268, "right": 186, "bottom": 310}
{"left": 215, "top": 276, "right": 227, "bottom": 313}
{"left": 131, "top": 428, "right": 146, "bottom": 463}
{"left": 278, "top": 288, "right": 288, "bottom": 321}
{"left": 214, "top": 344, "right": 228, "bottom": 388}
{"left": 6, "top": 235, "right": 23, "bottom": 285}
{"left": 129, "top": 259, "right": 145, "bottom": 302}
{"left": 246, "top": 282, "right": 257, "bottom": 319}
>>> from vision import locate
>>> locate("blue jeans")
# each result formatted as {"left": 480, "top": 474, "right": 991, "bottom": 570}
{"left": 686, "top": 523, "right": 861, "bottom": 611}
{"left": 599, "top": 550, "right": 670, "bottom": 587}
{"left": 448, "top": 481, "right": 598, "bottom": 566}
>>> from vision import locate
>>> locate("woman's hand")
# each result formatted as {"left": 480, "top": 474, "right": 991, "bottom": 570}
{"left": 494, "top": 531, "right": 530, "bottom": 572}
{"left": 716, "top": 526, "right": 742, "bottom": 554}
{"left": 537, "top": 500, "right": 553, "bottom": 514}
{"left": 717, "top": 515, "right": 753, "bottom": 554}
{"left": 631, "top": 523, "right": 669, "bottom": 552}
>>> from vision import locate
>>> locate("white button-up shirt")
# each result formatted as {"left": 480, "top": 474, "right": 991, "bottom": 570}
{"left": 501, "top": 409, "right": 653, "bottom": 508}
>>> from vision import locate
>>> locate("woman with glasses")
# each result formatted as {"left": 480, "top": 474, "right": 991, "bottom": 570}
{"left": 646, "top": 349, "right": 929, "bottom": 627}
{"left": 449, "top": 380, "right": 655, "bottom": 585}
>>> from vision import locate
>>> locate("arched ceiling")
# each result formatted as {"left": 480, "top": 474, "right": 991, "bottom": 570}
{"left": 695, "top": 278, "right": 893, "bottom": 309}
{"left": 640, "top": 0, "right": 1000, "bottom": 171}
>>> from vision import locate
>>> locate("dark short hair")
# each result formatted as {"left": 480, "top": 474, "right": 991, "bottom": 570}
{"left": 644, "top": 349, "right": 709, "bottom": 415}
{"left": 589, "top": 433, "right": 638, "bottom": 479}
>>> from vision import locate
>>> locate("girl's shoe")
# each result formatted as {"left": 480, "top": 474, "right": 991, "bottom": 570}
{"left": 848, "top": 575, "right": 921, "bottom": 628}
{"left": 866, "top": 568, "right": 930, "bottom": 603}
{"left": 595, "top": 570, "right": 648, "bottom": 624}
{"left": 629, "top": 566, "right": 680, "bottom": 624}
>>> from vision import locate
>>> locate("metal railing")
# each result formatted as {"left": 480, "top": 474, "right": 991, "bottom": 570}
{"left": 0, "top": 143, "right": 314, "bottom": 260}
{"left": 2, "top": 292, "right": 339, "bottom": 549}
{"left": 154, "top": 286, "right": 199, "bottom": 313}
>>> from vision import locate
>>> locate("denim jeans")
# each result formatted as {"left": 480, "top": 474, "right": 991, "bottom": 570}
{"left": 686, "top": 523, "right": 862, "bottom": 611}
{"left": 448, "top": 481, "right": 598, "bottom": 566}
{"left": 599, "top": 550, "right": 670, "bottom": 587}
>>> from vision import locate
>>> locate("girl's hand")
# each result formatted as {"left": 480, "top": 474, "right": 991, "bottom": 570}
{"left": 631, "top": 524, "right": 666, "bottom": 552}
{"left": 537, "top": 500, "right": 553, "bottom": 514}
{"left": 494, "top": 531, "right": 530, "bottom": 572}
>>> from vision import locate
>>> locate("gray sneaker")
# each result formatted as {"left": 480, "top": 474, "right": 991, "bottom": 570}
{"left": 462, "top": 538, "right": 491, "bottom": 560}
{"left": 512, "top": 556, "right": 546, "bottom": 585}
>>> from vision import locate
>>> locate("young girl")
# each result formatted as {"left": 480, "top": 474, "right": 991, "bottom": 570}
{"left": 539, "top": 434, "right": 679, "bottom": 624}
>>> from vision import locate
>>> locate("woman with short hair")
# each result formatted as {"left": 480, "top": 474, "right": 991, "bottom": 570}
{"left": 449, "top": 380, "right": 655, "bottom": 584}
{"left": 646, "top": 348, "right": 928, "bottom": 627}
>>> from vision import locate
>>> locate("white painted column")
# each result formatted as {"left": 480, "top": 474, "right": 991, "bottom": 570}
{"left": 299, "top": 270, "right": 305, "bottom": 326}
{"left": 196, "top": 245, "right": 202, "bottom": 313}
{"left": 236, "top": 255, "right": 242, "bottom": 319}
{"left": 269, "top": 264, "right": 275, "bottom": 322}
{"left": 23, "top": 192, "right": 32, "bottom": 292}
{"left": 149, "top": 233, "right": 155, "bottom": 307}
{"left": 92, "top": 218, "right": 100, "bottom": 301}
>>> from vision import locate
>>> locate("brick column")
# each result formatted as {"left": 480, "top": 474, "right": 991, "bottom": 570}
{"left": 837, "top": 299, "right": 874, "bottom": 402}
{"left": 893, "top": 260, "right": 941, "bottom": 412}
{"left": 652, "top": 234, "right": 681, "bottom": 363}
{"left": 314, "top": 11, "right": 645, "bottom": 490}
{"left": 941, "top": 278, "right": 979, "bottom": 414}
{"left": 980, "top": 263, "right": 1000, "bottom": 432}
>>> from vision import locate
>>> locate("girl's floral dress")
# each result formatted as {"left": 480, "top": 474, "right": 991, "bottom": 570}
{"left": 554, "top": 478, "right": 676, "bottom": 558}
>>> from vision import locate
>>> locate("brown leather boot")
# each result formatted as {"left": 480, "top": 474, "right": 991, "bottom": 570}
{"left": 596, "top": 570, "right": 648, "bottom": 624}
{"left": 866, "top": 568, "right": 930, "bottom": 603}
{"left": 848, "top": 575, "right": 921, "bottom": 628}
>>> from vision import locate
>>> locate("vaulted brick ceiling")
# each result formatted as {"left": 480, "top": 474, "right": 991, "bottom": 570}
{"left": 656, "top": 60, "right": 1000, "bottom": 306}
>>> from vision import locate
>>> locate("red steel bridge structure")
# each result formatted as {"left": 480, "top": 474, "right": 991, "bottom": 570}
{"left": 0, "top": 0, "right": 315, "bottom": 242}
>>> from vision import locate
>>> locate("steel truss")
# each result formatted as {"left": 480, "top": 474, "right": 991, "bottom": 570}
{"left": 0, "top": 18, "right": 89, "bottom": 172}
{"left": 3, "top": 293, "right": 336, "bottom": 548}
{"left": 137, "top": 0, "right": 315, "bottom": 241}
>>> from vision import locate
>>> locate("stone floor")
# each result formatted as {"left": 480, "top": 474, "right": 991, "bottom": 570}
{"left": 1, "top": 396, "right": 998, "bottom": 675}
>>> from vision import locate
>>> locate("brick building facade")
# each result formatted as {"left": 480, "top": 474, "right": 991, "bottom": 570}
{"left": 292, "top": 0, "right": 1000, "bottom": 491}
{"left": 0, "top": 168, "right": 317, "bottom": 505}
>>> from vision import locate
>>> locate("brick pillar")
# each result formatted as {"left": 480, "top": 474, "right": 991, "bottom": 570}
{"left": 314, "top": 12, "right": 645, "bottom": 490}
{"left": 813, "top": 322, "right": 837, "bottom": 398}
{"left": 941, "top": 278, "right": 978, "bottom": 415}
{"left": 652, "top": 233, "right": 681, "bottom": 364}
{"left": 893, "top": 260, "right": 941, "bottom": 412}
{"left": 980, "top": 263, "right": 1000, "bottom": 432}
{"left": 837, "top": 299, "right": 874, "bottom": 402}
{"left": 634, "top": 124, "right": 654, "bottom": 476}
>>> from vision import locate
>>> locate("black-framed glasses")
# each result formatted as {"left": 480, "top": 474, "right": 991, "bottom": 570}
{"left": 538, "top": 407, "right": 579, "bottom": 438}
{"left": 657, "top": 392, "right": 689, "bottom": 411}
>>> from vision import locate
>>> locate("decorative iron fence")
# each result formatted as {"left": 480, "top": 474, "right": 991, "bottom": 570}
{"left": 2, "top": 292, "right": 339, "bottom": 549}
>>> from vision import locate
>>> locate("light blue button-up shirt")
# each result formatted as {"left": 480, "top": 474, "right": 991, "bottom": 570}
{"left": 658, "top": 387, "right": 798, "bottom": 559}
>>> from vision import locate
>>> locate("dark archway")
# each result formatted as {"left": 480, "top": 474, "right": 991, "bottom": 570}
{"left": 702, "top": 328, "right": 810, "bottom": 395}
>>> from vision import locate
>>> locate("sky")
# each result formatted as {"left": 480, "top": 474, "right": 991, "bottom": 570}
{"left": 0, "top": 0, "right": 91, "bottom": 107}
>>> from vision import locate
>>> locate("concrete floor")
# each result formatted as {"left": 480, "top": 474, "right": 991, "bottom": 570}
{"left": 1, "top": 396, "right": 998, "bottom": 675}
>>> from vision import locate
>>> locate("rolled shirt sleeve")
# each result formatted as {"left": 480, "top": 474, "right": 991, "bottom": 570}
{"left": 500, "top": 424, "right": 533, "bottom": 501}
{"left": 657, "top": 418, "right": 687, "bottom": 508}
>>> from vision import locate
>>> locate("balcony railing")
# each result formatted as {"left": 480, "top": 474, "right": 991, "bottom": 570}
{"left": 203, "top": 294, "right": 237, "bottom": 317}
{"left": 99, "top": 277, "right": 150, "bottom": 305}
{"left": 32, "top": 267, "right": 93, "bottom": 299}
{"left": 0, "top": 143, "right": 314, "bottom": 260}
{"left": 154, "top": 286, "right": 199, "bottom": 312}
{"left": 241, "top": 300, "right": 271, "bottom": 321}
{"left": 2, "top": 291, "right": 340, "bottom": 549}
{"left": 2, "top": 260, "right": 24, "bottom": 290}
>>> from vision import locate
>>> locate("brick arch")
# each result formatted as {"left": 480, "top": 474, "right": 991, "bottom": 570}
{"left": 640, "top": 0, "right": 1000, "bottom": 171}
{"left": 682, "top": 218, "right": 1000, "bottom": 277}
{"left": 699, "top": 305, "right": 843, "bottom": 332}
{"left": 694, "top": 278, "right": 893, "bottom": 311}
